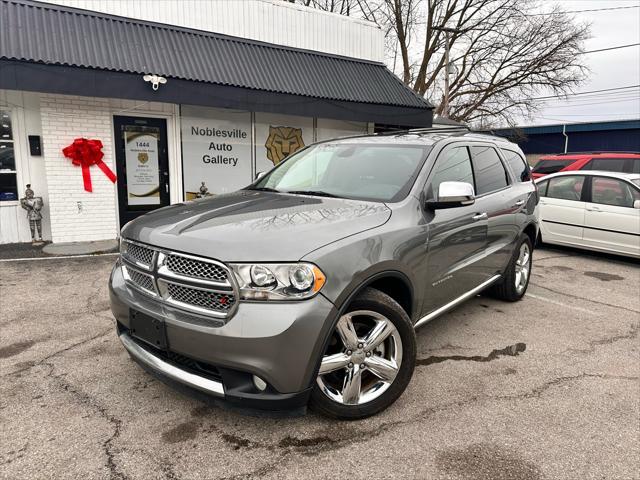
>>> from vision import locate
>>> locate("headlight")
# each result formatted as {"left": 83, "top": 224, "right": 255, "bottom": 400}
{"left": 230, "top": 262, "right": 326, "bottom": 300}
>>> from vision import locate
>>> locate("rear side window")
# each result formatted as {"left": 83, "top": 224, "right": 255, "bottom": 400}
{"left": 430, "top": 147, "right": 474, "bottom": 198}
{"left": 532, "top": 159, "right": 574, "bottom": 174}
{"left": 501, "top": 149, "right": 531, "bottom": 182}
{"left": 470, "top": 146, "right": 509, "bottom": 195}
{"left": 583, "top": 158, "right": 627, "bottom": 173}
{"left": 591, "top": 177, "right": 640, "bottom": 208}
{"left": 537, "top": 180, "right": 549, "bottom": 197}
{"left": 547, "top": 175, "right": 585, "bottom": 201}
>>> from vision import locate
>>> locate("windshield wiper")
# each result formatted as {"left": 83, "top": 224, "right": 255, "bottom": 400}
{"left": 286, "top": 190, "right": 341, "bottom": 198}
{"left": 245, "top": 186, "right": 281, "bottom": 193}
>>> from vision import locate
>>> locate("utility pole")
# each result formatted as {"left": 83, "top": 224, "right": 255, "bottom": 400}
{"left": 432, "top": 26, "right": 458, "bottom": 119}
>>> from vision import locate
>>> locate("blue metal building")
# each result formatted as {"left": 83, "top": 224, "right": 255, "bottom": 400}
{"left": 490, "top": 119, "right": 640, "bottom": 155}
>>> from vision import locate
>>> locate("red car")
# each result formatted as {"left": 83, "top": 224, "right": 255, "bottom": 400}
{"left": 531, "top": 152, "right": 640, "bottom": 179}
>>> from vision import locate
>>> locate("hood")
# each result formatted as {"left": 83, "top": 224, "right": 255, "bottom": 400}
{"left": 122, "top": 190, "right": 391, "bottom": 262}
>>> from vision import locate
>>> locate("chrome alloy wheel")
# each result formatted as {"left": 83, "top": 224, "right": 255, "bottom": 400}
{"left": 317, "top": 310, "right": 403, "bottom": 406}
{"left": 514, "top": 242, "right": 531, "bottom": 294}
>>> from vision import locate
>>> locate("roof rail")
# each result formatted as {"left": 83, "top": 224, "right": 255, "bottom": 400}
{"left": 376, "top": 126, "right": 469, "bottom": 136}
{"left": 546, "top": 151, "right": 640, "bottom": 156}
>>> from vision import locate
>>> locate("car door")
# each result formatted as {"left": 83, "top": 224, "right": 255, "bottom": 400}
{"left": 583, "top": 176, "right": 640, "bottom": 256}
{"left": 538, "top": 175, "right": 587, "bottom": 246}
{"left": 469, "top": 144, "right": 518, "bottom": 274}
{"left": 422, "top": 144, "right": 489, "bottom": 313}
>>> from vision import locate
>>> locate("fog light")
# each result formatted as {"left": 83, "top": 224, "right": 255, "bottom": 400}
{"left": 252, "top": 375, "right": 267, "bottom": 392}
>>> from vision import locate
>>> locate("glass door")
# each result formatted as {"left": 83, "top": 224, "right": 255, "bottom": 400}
{"left": 114, "top": 116, "right": 170, "bottom": 226}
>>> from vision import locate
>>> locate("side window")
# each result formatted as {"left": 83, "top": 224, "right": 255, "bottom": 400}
{"left": 470, "top": 146, "right": 508, "bottom": 195}
{"left": 531, "top": 159, "right": 574, "bottom": 175}
{"left": 584, "top": 158, "right": 627, "bottom": 173}
{"left": 591, "top": 177, "right": 639, "bottom": 208}
{"left": 501, "top": 148, "right": 531, "bottom": 182}
{"left": 631, "top": 159, "right": 640, "bottom": 174}
{"left": 430, "top": 146, "right": 474, "bottom": 199}
{"left": 537, "top": 180, "right": 549, "bottom": 197}
{"left": 547, "top": 175, "right": 585, "bottom": 201}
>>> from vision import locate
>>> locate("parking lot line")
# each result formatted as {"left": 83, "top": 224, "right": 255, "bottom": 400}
{"left": 525, "top": 293, "right": 595, "bottom": 314}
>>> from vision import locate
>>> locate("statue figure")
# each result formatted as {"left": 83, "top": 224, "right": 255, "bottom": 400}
{"left": 20, "top": 184, "right": 44, "bottom": 245}
{"left": 195, "top": 181, "right": 211, "bottom": 198}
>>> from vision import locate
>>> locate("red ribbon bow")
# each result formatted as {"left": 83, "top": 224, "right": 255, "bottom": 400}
{"left": 62, "top": 138, "right": 117, "bottom": 192}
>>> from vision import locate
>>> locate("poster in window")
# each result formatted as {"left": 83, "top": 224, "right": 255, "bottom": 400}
{"left": 125, "top": 128, "right": 161, "bottom": 206}
{"left": 255, "top": 113, "right": 313, "bottom": 175}
{"left": 181, "top": 106, "right": 252, "bottom": 199}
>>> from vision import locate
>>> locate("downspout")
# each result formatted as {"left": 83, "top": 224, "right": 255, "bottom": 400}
{"left": 562, "top": 124, "right": 568, "bottom": 153}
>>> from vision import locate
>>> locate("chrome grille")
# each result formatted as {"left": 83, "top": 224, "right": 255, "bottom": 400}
{"left": 124, "top": 241, "right": 154, "bottom": 267}
{"left": 123, "top": 266, "right": 156, "bottom": 295}
{"left": 120, "top": 241, "right": 238, "bottom": 319}
{"left": 166, "top": 254, "right": 228, "bottom": 282}
{"left": 166, "top": 283, "right": 235, "bottom": 313}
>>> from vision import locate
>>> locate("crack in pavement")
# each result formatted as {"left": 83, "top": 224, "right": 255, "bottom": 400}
{"left": 208, "top": 370, "right": 637, "bottom": 480}
{"left": 529, "top": 282, "right": 640, "bottom": 314}
{"left": 2, "top": 327, "right": 113, "bottom": 377}
{"left": 416, "top": 343, "right": 526, "bottom": 366}
{"left": 565, "top": 322, "right": 640, "bottom": 354}
{"left": 44, "top": 362, "right": 128, "bottom": 480}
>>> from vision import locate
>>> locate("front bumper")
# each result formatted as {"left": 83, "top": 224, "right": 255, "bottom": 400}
{"left": 109, "top": 262, "right": 337, "bottom": 410}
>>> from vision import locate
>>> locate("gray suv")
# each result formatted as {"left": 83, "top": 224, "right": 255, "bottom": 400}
{"left": 109, "top": 129, "right": 538, "bottom": 419}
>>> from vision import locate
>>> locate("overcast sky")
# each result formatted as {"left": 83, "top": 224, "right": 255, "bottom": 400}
{"left": 520, "top": 0, "right": 640, "bottom": 126}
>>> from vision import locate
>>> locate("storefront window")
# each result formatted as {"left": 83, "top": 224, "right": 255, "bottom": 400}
{"left": 0, "top": 109, "right": 18, "bottom": 201}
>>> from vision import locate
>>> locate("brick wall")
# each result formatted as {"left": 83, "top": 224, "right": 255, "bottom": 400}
{"left": 40, "top": 94, "right": 118, "bottom": 243}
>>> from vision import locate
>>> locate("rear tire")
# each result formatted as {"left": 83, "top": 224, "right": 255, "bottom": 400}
{"left": 310, "top": 288, "right": 416, "bottom": 420}
{"left": 490, "top": 234, "right": 533, "bottom": 302}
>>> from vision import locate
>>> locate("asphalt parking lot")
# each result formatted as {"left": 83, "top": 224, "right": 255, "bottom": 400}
{"left": 1, "top": 247, "right": 638, "bottom": 480}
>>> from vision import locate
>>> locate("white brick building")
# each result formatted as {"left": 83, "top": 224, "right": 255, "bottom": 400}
{"left": 0, "top": 0, "right": 432, "bottom": 244}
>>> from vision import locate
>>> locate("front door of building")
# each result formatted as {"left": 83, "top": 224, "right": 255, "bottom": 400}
{"left": 114, "top": 116, "right": 170, "bottom": 226}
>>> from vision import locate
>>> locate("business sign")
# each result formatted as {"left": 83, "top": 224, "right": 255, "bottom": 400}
{"left": 181, "top": 106, "right": 252, "bottom": 199}
{"left": 124, "top": 128, "right": 160, "bottom": 206}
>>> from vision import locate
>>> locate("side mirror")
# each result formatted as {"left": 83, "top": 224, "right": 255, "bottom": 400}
{"left": 427, "top": 181, "right": 475, "bottom": 209}
{"left": 634, "top": 200, "right": 640, "bottom": 209}
{"left": 255, "top": 171, "right": 266, "bottom": 180}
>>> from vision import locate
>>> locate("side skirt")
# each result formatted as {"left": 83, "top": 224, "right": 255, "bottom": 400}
{"left": 414, "top": 274, "right": 502, "bottom": 329}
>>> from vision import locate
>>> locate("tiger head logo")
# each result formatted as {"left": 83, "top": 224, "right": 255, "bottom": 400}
{"left": 265, "top": 126, "right": 305, "bottom": 166}
{"left": 137, "top": 152, "right": 149, "bottom": 164}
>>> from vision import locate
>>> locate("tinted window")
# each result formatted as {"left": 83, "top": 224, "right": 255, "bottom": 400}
{"left": 532, "top": 159, "right": 574, "bottom": 174}
{"left": 632, "top": 160, "right": 640, "bottom": 174}
{"left": 584, "top": 158, "right": 627, "bottom": 172}
{"left": 501, "top": 149, "right": 531, "bottom": 182}
{"left": 430, "top": 147, "right": 474, "bottom": 198}
{"left": 547, "top": 176, "right": 585, "bottom": 201}
{"left": 470, "top": 146, "right": 508, "bottom": 195}
{"left": 537, "top": 180, "right": 549, "bottom": 197}
{"left": 256, "top": 143, "right": 429, "bottom": 202}
{"left": 591, "top": 177, "right": 639, "bottom": 208}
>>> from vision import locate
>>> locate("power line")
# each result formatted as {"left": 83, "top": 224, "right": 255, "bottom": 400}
{"left": 528, "top": 5, "right": 639, "bottom": 15}
{"left": 530, "top": 84, "right": 640, "bottom": 101}
{"left": 582, "top": 43, "right": 640, "bottom": 54}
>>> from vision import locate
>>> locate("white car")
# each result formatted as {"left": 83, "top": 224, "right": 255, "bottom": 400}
{"left": 535, "top": 171, "right": 640, "bottom": 258}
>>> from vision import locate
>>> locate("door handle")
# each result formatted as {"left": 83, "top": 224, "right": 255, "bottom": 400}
{"left": 586, "top": 206, "right": 601, "bottom": 212}
{"left": 472, "top": 213, "right": 488, "bottom": 221}
{"left": 514, "top": 199, "right": 525, "bottom": 207}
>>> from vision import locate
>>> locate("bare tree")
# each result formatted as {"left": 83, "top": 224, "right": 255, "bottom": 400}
{"left": 293, "top": 0, "right": 590, "bottom": 126}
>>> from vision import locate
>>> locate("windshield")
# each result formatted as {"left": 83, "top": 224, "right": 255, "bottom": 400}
{"left": 251, "top": 143, "right": 430, "bottom": 202}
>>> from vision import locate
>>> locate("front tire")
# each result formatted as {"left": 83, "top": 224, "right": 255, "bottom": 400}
{"left": 490, "top": 234, "right": 533, "bottom": 302}
{"left": 310, "top": 288, "right": 416, "bottom": 419}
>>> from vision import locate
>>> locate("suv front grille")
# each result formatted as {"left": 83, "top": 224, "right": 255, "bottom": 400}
{"left": 120, "top": 240, "right": 237, "bottom": 319}
{"left": 126, "top": 268, "right": 155, "bottom": 293}
{"left": 124, "top": 242, "right": 155, "bottom": 268}
{"left": 165, "top": 283, "right": 235, "bottom": 312}
{"left": 166, "top": 254, "right": 228, "bottom": 282}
